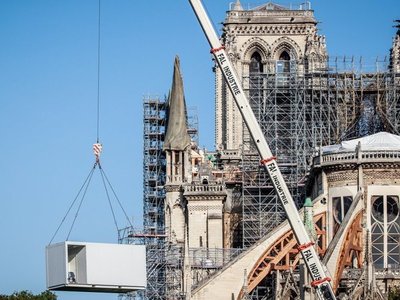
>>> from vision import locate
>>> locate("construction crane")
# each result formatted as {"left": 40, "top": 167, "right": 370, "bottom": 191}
{"left": 188, "top": 1, "right": 336, "bottom": 299}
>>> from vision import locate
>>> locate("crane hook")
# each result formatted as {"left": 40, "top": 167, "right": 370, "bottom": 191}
{"left": 93, "top": 143, "right": 103, "bottom": 164}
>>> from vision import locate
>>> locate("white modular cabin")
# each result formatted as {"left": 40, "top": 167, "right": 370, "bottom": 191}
{"left": 46, "top": 241, "right": 146, "bottom": 293}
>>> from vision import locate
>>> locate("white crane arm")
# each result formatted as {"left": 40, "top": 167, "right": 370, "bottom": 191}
{"left": 188, "top": 1, "right": 336, "bottom": 299}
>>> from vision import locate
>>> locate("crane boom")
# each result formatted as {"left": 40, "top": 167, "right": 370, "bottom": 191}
{"left": 188, "top": 1, "right": 336, "bottom": 299}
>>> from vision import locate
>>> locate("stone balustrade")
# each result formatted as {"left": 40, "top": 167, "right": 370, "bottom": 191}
{"left": 316, "top": 149, "right": 400, "bottom": 167}
{"left": 184, "top": 184, "right": 225, "bottom": 193}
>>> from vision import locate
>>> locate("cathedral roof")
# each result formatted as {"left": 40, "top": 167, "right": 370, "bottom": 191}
{"left": 322, "top": 132, "right": 400, "bottom": 153}
{"left": 252, "top": 2, "right": 287, "bottom": 11}
{"left": 163, "top": 56, "right": 191, "bottom": 151}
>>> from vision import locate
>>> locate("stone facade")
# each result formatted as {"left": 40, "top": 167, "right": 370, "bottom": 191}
{"left": 307, "top": 133, "right": 400, "bottom": 297}
{"left": 184, "top": 184, "right": 226, "bottom": 249}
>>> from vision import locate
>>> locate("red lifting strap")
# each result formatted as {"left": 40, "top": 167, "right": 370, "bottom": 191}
{"left": 297, "top": 242, "right": 315, "bottom": 251}
{"left": 260, "top": 156, "right": 277, "bottom": 165}
{"left": 311, "top": 277, "right": 331, "bottom": 288}
{"left": 210, "top": 46, "right": 225, "bottom": 53}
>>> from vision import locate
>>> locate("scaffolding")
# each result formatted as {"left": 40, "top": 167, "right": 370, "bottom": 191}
{"left": 187, "top": 106, "right": 199, "bottom": 146}
{"left": 119, "top": 228, "right": 167, "bottom": 300}
{"left": 240, "top": 57, "right": 400, "bottom": 249}
{"left": 120, "top": 96, "right": 204, "bottom": 299}
{"left": 120, "top": 96, "right": 168, "bottom": 300}
{"left": 143, "top": 96, "right": 167, "bottom": 236}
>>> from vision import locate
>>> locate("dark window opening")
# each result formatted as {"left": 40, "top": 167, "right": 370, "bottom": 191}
{"left": 372, "top": 196, "right": 385, "bottom": 223}
{"left": 279, "top": 51, "right": 290, "bottom": 61}
{"left": 387, "top": 195, "right": 399, "bottom": 222}
{"left": 333, "top": 196, "right": 353, "bottom": 224}
{"left": 332, "top": 196, "right": 353, "bottom": 235}
{"left": 250, "top": 52, "right": 263, "bottom": 73}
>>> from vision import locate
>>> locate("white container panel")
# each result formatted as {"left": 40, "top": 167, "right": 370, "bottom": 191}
{"left": 85, "top": 243, "right": 146, "bottom": 288}
{"left": 46, "top": 241, "right": 146, "bottom": 293}
{"left": 46, "top": 243, "right": 66, "bottom": 288}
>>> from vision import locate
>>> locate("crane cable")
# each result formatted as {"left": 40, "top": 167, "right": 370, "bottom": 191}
{"left": 91, "top": 0, "right": 134, "bottom": 238}
{"left": 48, "top": 0, "right": 133, "bottom": 244}
{"left": 99, "top": 165, "right": 134, "bottom": 240}
{"left": 48, "top": 164, "right": 96, "bottom": 245}
{"left": 66, "top": 164, "right": 96, "bottom": 240}
{"left": 93, "top": 0, "right": 133, "bottom": 233}
{"left": 48, "top": 152, "right": 134, "bottom": 244}
{"left": 96, "top": 0, "right": 101, "bottom": 143}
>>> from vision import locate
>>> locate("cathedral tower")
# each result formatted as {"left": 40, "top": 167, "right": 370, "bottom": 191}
{"left": 215, "top": 1, "right": 327, "bottom": 150}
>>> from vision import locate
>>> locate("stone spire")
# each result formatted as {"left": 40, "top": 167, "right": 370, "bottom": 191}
{"left": 232, "top": 0, "right": 243, "bottom": 11}
{"left": 163, "top": 56, "right": 191, "bottom": 151}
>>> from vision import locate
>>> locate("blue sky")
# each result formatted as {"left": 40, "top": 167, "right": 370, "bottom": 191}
{"left": 0, "top": 1, "right": 399, "bottom": 299}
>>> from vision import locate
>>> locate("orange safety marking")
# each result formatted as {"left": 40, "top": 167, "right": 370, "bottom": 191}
{"left": 260, "top": 156, "right": 277, "bottom": 165}
{"left": 210, "top": 46, "right": 225, "bottom": 53}
{"left": 297, "top": 242, "right": 315, "bottom": 251}
{"left": 311, "top": 277, "right": 331, "bottom": 288}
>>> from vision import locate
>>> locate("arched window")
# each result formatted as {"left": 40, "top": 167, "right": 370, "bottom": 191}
{"left": 371, "top": 195, "right": 400, "bottom": 268}
{"left": 249, "top": 52, "right": 263, "bottom": 101}
{"left": 249, "top": 52, "right": 263, "bottom": 73}
{"left": 276, "top": 50, "right": 292, "bottom": 86}
{"left": 332, "top": 196, "right": 353, "bottom": 234}
{"left": 333, "top": 196, "right": 353, "bottom": 224}
{"left": 277, "top": 50, "right": 290, "bottom": 73}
